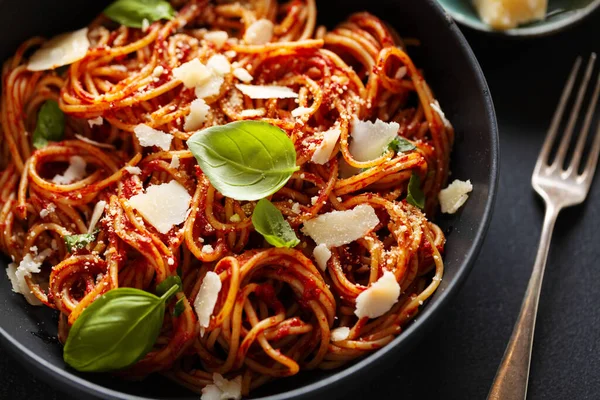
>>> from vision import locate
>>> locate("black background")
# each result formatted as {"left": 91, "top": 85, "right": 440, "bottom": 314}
{"left": 2, "top": 9, "right": 600, "bottom": 400}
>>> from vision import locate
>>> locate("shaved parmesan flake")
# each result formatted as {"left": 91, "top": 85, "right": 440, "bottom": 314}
{"left": 302, "top": 205, "right": 379, "bottom": 248}
{"left": 152, "top": 65, "right": 164, "bottom": 77}
{"left": 88, "top": 200, "right": 107, "bottom": 233}
{"left": 27, "top": 28, "right": 90, "bottom": 71}
{"left": 311, "top": 128, "right": 340, "bottom": 165}
{"left": 194, "top": 271, "right": 222, "bottom": 336}
{"left": 52, "top": 156, "right": 86, "bottom": 185}
{"left": 201, "top": 374, "right": 242, "bottom": 400}
{"left": 233, "top": 67, "right": 253, "bottom": 83}
{"left": 244, "top": 19, "right": 274, "bottom": 45}
{"left": 184, "top": 98, "right": 210, "bottom": 132}
{"left": 439, "top": 179, "right": 473, "bottom": 214}
{"left": 129, "top": 181, "right": 191, "bottom": 234}
{"left": 349, "top": 119, "right": 399, "bottom": 162}
{"left": 195, "top": 74, "right": 225, "bottom": 99}
{"left": 6, "top": 254, "right": 43, "bottom": 305}
{"left": 172, "top": 59, "right": 212, "bottom": 88}
{"left": 202, "top": 244, "right": 214, "bottom": 253}
{"left": 236, "top": 84, "right": 298, "bottom": 99}
{"left": 331, "top": 327, "right": 350, "bottom": 342}
{"left": 204, "top": 31, "right": 228, "bottom": 48}
{"left": 134, "top": 124, "right": 172, "bottom": 151}
{"left": 430, "top": 100, "right": 452, "bottom": 128}
{"left": 124, "top": 166, "right": 141, "bottom": 175}
{"left": 39, "top": 203, "right": 56, "bottom": 218}
{"left": 313, "top": 244, "right": 331, "bottom": 271}
{"left": 87, "top": 116, "right": 103, "bottom": 127}
{"left": 74, "top": 134, "right": 115, "bottom": 149}
{"left": 354, "top": 270, "right": 400, "bottom": 319}
{"left": 207, "top": 54, "right": 231, "bottom": 76}
{"left": 291, "top": 107, "right": 312, "bottom": 118}
{"left": 169, "top": 155, "right": 180, "bottom": 169}
{"left": 239, "top": 108, "right": 265, "bottom": 118}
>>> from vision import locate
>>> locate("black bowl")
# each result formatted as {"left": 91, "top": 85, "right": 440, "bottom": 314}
{"left": 0, "top": 0, "right": 499, "bottom": 399}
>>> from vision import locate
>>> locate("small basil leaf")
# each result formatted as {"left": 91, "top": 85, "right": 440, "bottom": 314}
{"left": 389, "top": 137, "right": 416, "bottom": 154}
{"left": 104, "top": 0, "right": 175, "bottom": 29}
{"left": 252, "top": 199, "right": 300, "bottom": 248}
{"left": 64, "top": 232, "right": 97, "bottom": 252}
{"left": 63, "top": 288, "right": 165, "bottom": 372}
{"left": 186, "top": 121, "right": 299, "bottom": 201}
{"left": 173, "top": 297, "right": 185, "bottom": 317}
{"left": 33, "top": 100, "right": 65, "bottom": 149}
{"left": 406, "top": 173, "right": 425, "bottom": 209}
{"left": 156, "top": 275, "right": 182, "bottom": 298}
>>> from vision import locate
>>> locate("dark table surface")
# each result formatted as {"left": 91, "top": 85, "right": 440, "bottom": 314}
{"left": 2, "top": 11, "right": 600, "bottom": 400}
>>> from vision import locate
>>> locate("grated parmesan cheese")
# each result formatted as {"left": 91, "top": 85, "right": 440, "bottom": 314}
{"left": 438, "top": 179, "right": 473, "bottom": 214}
{"left": 239, "top": 108, "right": 265, "bottom": 118}
{"left": 229, "top": 214, "right": 241, "bottom": 223}
{"left": 27, "top": 28, "right": 90, "bottom": 71}
{"left": 169, "top": 155, "right": 180, "bottom": 169}
{"left": 243, "top": 19, "right": 274, "bottom": 45}
{"left": 354, "top": 270, "right": 400, "bottom": 319}
{"left": 152, "top": 65, "right": 164, "bottom": 77}
{"left": 194, "top": 271, "right": 222, "bottom": 336}
{"left": 39, "top": 203, "right": 56, "bottom": 218}
{"left": 184, "top": 98, "right": 210, "bottom": 132}
{"left": 235, "top": 84, "right": 298, "bottom": 99}
{"left": 133, "top": 124, "right": 173, "bottom": 151}
{"left": 6, "top": 254, "right": 44, "bottom": 305}
{"left": 291, "top": 106, "right": 312, "bottom": 118}
{"left": 172, "top": 58, "right": 212, "bottom": 88}
{"left": 204, "top": 31, "right": 228, "bottom": 48}
{"left": 202, "top": 244, "right": 214, "bottom": 253}
{"left": 331, "top": 326, "right": 350, "bottom": 342}
{"left": 206, "top": 54, "right": 231, "bottom": 76}
{"left": 201, "top": 373, "right": 242, "bottom": 400}
{"left": 302, "top": 205, "right": 379, "bottom": 248}
{"left": 232, "top": 67, "right": 253, "bottom": 83}
{"left": 87, "top": 200, "right": 107, "bottom": 233}
{"left": 349, "top": 119, "right": 399, "bottom": 162}
{"left": 52, "top": 156, "right": 86, "bottom": 185}
{"left": 87, "top": 116, "right": 103, "bottom": 127}
{"left": 313, "top": 244, "right": 331, "bottom": 271}
{"left": 311, "top": 128, "right": 341, "bottom": 165}
{"left": 128, "top": 181, "right": 192, "bottom": 234}
{"left": 291, "top": 202, "right": 301, "bottom": 214}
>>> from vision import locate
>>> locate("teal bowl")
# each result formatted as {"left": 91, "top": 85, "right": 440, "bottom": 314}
{"left": 437, "top": 0, "right": 600, "bottom": 36}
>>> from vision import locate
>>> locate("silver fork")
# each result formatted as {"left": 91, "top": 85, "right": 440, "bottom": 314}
{"left": 488, "top": 54, "right": 600, "bottom": 400}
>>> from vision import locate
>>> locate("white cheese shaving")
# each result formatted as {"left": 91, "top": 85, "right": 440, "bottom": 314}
{"left": 194, "top": 271, "right": 222, "bottom": 336}
{"left": 239, "top": 108, "right": 265, "bottom": 118}
{"left": 39, "top": 203, "right": 56, "bottom": 218}
{"left": 354, "top": 270, "right": 400, "bottom": 319}
{"left": 141, "top": 18, "right": 150, "bottom": 32}
{"left": 128, "top": 181, "right": 191, "bottom": 234}
{"left": 172, "top": 58, "right": 212, "bottom": 88}
{"left": 52, "top": 156, "right": 86, "bottom": 185}
{"left": 6, "top": 254, "right": 44, "bottom": 305}
{"left": 313, "top": 244, "right": 331, "bottom": 271}
{"left": 201, "top": 374, "right": 242, "bottom": 400}
{"left": 438, "top": 179, "right": 473, "bottom": 214}
{"left": 302, "top": 205, "right": 379, "bottom": 248}
{"left": 124, "top": 166, "right": 141, "bottom": 175}
{"left": 152, "top": 65, "right": 164, "bottom": 77}
{"left": 243, "top": 19, "right": 274, "bottom": 45}
{"left": 204, "top": 31, "right": 228, "bottom": 48}
{"left": 229, "top": 214, "right": 241, "bottom": 223}
{"left": 202, "top": 244, "right": 214, "bottom": 253}
{"left": 87, "top": 116, "right": 103, "bottom": 127}
{"left": 349, "top": 119, "right": 399, "bottom": 162}
{"left": 27, "top": 28, "right": 90, "bottom": 71}
{"left": 87, "top": 200, "right": 107, "bottom": 233}
{"left": 291, "top": 106, "right": 312, "bottom": 118}
{"left": 291, "top": 203, "right": 301, "bottom": 214}
{"left": 232, "top": 67, "right": 253, "bottom": 83}
{"left": 184, "top": 98, "right": 210, "bottom": 132}
{"left": 169, "top": 155, "right": 180, "bottom": 169}
{"left": 207, "top": 54, "right": 231, "bottom": 76}
{"left": 311, "top": 128, "right": 341, "bottom": 165}
{"left": 236, "top": 84, "right": 298, "bottom": 99}
{"left": 331, "top": 327, "right": 350, "bottom": 342}
{"left": 195, "top": 74, "right": 225, "bottom": 99}
{"left": 74, "top": 134, "right": 115, "bottom": 149}
{"left": 133, "top": 124, "right": 172, "bottom": 151}
{"left": 430, "top": 100, "right": 452, "bottom": 129}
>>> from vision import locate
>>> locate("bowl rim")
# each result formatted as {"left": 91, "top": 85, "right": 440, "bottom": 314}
{"left": 441, "top": 0, "right": 600, "bottom": 37}
{"left": 0, "top": 0, "right": 499, "bottom": 398}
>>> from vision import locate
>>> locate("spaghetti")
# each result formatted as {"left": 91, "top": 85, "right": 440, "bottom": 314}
{"left": 0, "top": 0, "right": 453, "bottom": 396}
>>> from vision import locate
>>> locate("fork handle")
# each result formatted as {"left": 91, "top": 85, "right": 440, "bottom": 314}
{"left": 488, "top": 205, "right": 559, "bottom": 400}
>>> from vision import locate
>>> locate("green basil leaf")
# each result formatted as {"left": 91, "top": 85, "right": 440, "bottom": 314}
{"left": 389, "top": 137, "right": 416, "bottom": 154}
{"left": 173, "top": 297, "right": 185, "bottom": 317}
{"left": 63, "top": 288, "right": 165, "bottom": 372}
{"left": 187, "top": 121, "right": 299, "bottom": 201}
{"left": 252, "top": 199, "right": 300, "bottom": 248}
{"left": 104, "top": 0, "right": 175, "bottom": 28}
{"left": 64, "top": 231, "right": 97, "bottom": 252}
{"left": 406, "top": 172, "right": 425, "bottom": 209}
{"left": 33, "top": 100, "right": 65, "bottom": 149}
{"left": 156, "top": 275, "right": 182, "bottom": 298}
